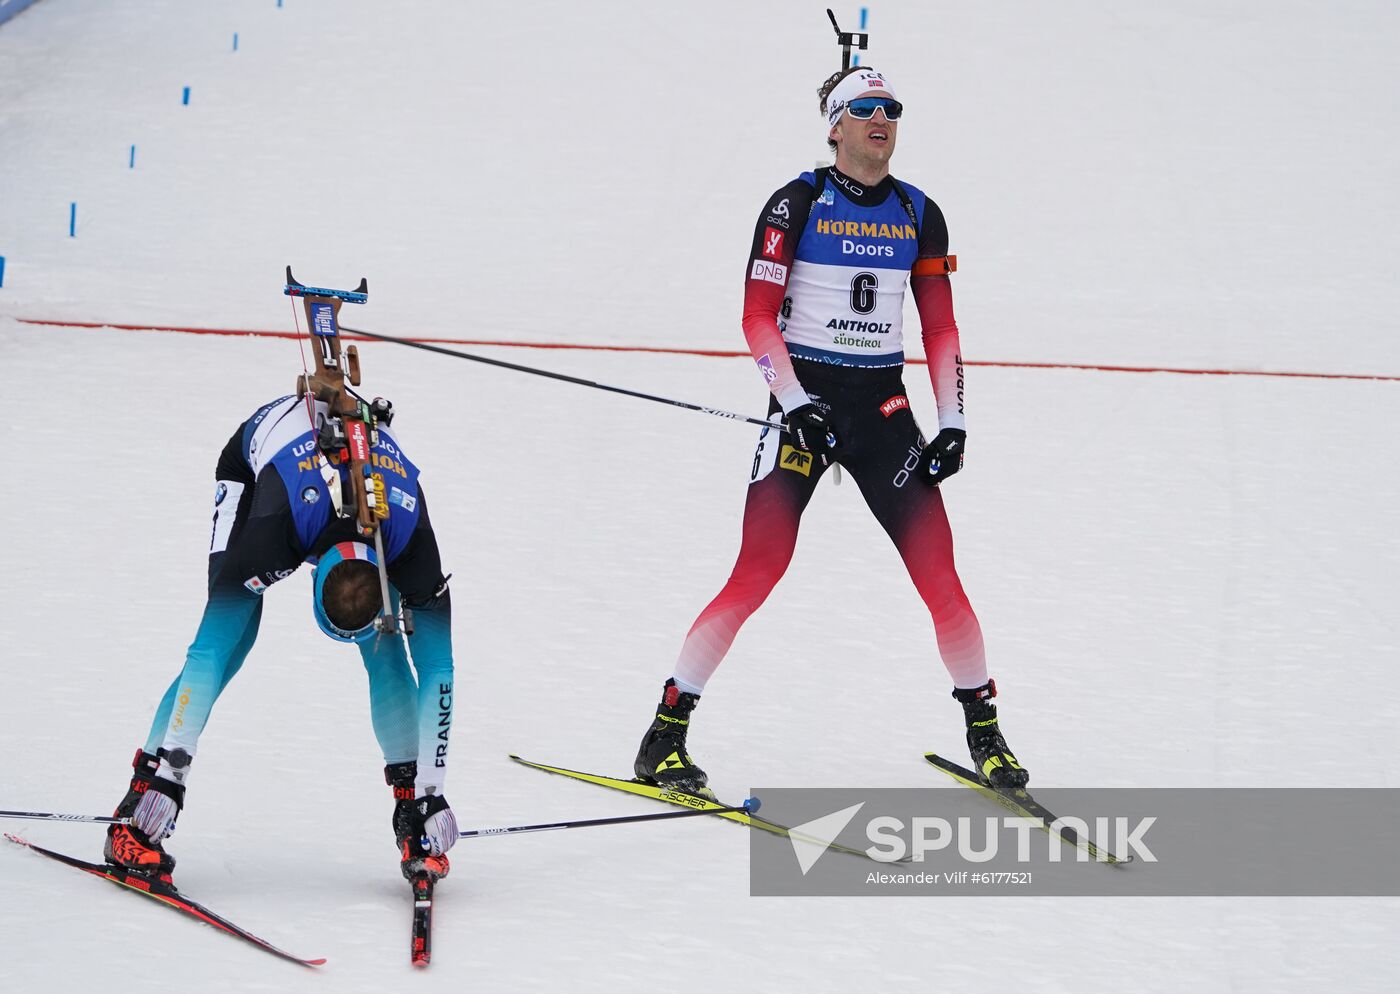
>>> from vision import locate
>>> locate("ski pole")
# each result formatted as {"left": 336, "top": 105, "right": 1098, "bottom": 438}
{"left": 458, "top": 797, "right": 761, "bottom": 840}
{"left": 0, "top": 809, "right": 129, "bottom": 825}
{"left": 338, "top": 325, "right": 784, "bottom": 431}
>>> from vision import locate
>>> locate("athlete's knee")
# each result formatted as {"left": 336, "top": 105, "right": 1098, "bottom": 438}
{"left": 724, "top": 557, "right": 791, "bottom": 604}
{"left": 921, "top": 585, "right": 977, "bottom": 625}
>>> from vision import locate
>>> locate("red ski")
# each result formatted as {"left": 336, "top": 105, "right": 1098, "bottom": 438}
{"left": 410, "top": 872, "right": 434, "bottom": 967}
{"left": 4, "top": 833, "right": 325, "bottom": 967}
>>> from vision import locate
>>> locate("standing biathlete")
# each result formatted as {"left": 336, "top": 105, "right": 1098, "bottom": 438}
{"left": 634, "top": 66, "right": 1030, "bottom": 790}
{"left": 103, "top": 394, "right": 458, "bottom": 882}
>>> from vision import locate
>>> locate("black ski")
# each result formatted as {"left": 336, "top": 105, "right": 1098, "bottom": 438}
{"left": 410, "top": 872, "right": 433, "bottom": 967}
{"left": 4, "top": 833, "right": 326, "bottom": 966}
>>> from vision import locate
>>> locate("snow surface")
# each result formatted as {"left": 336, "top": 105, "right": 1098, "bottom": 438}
{"left": 2, "top": 1, "right": 1398, "bottom": 991}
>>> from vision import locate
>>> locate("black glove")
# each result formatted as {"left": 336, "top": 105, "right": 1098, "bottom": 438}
{"left": 917, "top": 427, "right": 966, "bottom": 486}
{"left": 785, "top": 404, "right": 840, "bottom": 459}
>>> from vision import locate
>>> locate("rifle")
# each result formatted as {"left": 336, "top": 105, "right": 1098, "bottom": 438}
{"left": 826, "top": 8, "right": 869, "bottom": 72}
{"left": 284, "top": 267, "right": 405, "bottom": 636}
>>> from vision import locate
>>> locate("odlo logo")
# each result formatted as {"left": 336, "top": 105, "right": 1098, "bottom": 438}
{"left": 892, "top": 444, "right": 922, "bottom": 488}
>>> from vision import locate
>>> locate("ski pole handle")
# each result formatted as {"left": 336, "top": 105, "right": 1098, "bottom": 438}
{"left": 459, "top": 797, "right": 761, "bottom": 840}
{"left": 0, "top": 809, "right": 130, "bottom": 825}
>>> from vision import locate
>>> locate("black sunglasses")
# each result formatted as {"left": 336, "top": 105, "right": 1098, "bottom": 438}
{"left": 846, "top": 97, "right": 903, "bottom": 121}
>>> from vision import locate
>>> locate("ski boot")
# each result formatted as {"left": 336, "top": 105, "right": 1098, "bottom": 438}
{"left": 103, "top": 748, "right": 177, "bottom": 881}
{"left": 387, "top": 761, "right": 451, "bottom": 882}
{"left": 953, "top": 680, "right": 1030, "bottom": 788}
{"left": 633, "top": 679, "right": 712, "bottom": 797}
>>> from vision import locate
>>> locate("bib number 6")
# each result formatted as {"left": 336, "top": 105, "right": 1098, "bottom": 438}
{"left": 850, "top": 272, "right": 878, "bottom": 315}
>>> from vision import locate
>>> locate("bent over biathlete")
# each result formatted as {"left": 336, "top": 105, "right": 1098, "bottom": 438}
{"left": 104, "top": 394, "right": 458, "bottom": 883}
{"left": 634, "top": 66, "right": 1030, "bottom": 791}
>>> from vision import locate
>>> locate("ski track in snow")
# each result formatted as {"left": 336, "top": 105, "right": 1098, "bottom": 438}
{"left": 2, "top": 1, "right": 1398, "bottom": 991}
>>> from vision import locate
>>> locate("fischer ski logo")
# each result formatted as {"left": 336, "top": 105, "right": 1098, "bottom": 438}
{"left": 659, "top": 789, "right": 714, "bottom": 810}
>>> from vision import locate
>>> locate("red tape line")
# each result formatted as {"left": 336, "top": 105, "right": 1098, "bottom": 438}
{"left": 15, "top": 318, "right": 1399, "bottom": 382}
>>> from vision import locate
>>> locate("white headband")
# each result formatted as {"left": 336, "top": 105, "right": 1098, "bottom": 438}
{"left": 825, "top": 69, "right": 898, "bottom": 128}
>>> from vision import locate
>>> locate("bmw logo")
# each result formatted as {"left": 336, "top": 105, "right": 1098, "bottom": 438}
{"left": 214, "top": 482, "right": 228, "bottom": 505}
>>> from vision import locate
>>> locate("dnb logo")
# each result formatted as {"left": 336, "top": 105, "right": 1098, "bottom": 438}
{"left": 779, "top": 445, "right": 813, "bottom": 477}
{"left": 751, "top": 259, "right": 788, "bottom": 286}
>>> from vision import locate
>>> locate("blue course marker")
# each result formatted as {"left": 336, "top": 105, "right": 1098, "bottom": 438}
{"left": 853, "top": 6, "right": 867, "bottom": 64}
{"left": 69, "top": 203, "right": 76, "bottom": 237}
{"left": 233, "top": 32, "right": 239, "bottom": 52}
{"left": 129, "top": 144, "right": 136, "bottom": 168}
{"left": 0, "top": 256, "right": 6, "bottom": 289}
{"left": 182, "top": 86, "right": 190, "bottom": 105}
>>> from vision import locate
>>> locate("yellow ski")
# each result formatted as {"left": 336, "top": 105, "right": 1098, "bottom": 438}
{"left": 924, "top": 753, "right": 1133, "bottom": 865}
{"left": 508, "top": 755, "right": 887, "bottom": 861}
